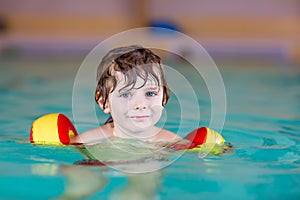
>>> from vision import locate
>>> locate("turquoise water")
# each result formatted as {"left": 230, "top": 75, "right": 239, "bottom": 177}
{"left": 0, "top": 57, "right": 300, "bottom": 199}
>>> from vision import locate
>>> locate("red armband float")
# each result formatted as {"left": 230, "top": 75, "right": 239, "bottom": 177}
{"left": 168, "top": 127, "right": 232, "bottom": 155}
{"left": 30, "top": 113, "right": 78, "bottom": 145}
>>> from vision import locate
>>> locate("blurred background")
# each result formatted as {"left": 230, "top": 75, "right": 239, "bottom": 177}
{"left": 0, "top": 0, "right": 299, "bottom": 64}
{"left": 1, "top": 2, "right": 300, "bottom": 199}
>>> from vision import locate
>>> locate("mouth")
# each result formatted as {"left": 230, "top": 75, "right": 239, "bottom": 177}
{"left": 129, "top": 115, "right": 150, "bottom": 121}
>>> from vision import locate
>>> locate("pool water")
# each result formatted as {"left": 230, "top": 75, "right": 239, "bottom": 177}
{"left": 0, "top": 57, "right": 300, "bottom": 199}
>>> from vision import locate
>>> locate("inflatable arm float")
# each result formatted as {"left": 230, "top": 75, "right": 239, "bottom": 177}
{"left": 29, "top": 113, "right": 232, "bottom": 155}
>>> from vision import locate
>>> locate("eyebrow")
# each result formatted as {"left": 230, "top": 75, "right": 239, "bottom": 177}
{"left": 118, "top": 85, "right": 160, "bottom": 93}
{"left": 145, "top": 86, "right": 159, "bottom": 90}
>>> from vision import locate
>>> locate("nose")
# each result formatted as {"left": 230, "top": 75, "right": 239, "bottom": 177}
{"left": 134, "top": 105, "right": 147, "bottom": 110}
{"left": 132, "top": 95, "right": 147, "bottom": 110}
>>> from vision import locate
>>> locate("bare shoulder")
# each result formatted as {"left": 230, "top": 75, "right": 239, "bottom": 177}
{"left": 154, "top": 127, "right": 181, "bottom": 142}
{"left": 71, "top": 123, "right": 113, "bottom": 144}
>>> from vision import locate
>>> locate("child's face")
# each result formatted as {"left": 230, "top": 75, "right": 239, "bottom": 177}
{"left": 105, "top": 72, "right": 164, "bottom": 137}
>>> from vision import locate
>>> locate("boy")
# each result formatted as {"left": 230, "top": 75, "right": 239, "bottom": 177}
{"left": 71, "top": 45, "right": 180, "bottom": 144}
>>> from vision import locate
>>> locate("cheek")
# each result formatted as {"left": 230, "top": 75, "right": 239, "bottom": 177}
{"left": 150, "top": 93, "right": 164, "bottom": 118}
{"left": 152, "top": 93, "right": 164, "bottom": 106}
{"left": 109, "top": 97, "right": 129, "bottom": 115}
{"left": 150, "top": 104, "right": 164, "bottom": 124}
{"left": 151, "top": 104, "right": 163, "bottom": 113}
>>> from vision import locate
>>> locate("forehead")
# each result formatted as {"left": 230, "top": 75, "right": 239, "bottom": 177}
{"left": 114, "top": 71, "right": 160, "bottom": 90}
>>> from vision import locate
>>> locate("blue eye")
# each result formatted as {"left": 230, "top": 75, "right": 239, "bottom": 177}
{"left": 146, "top": 91, "right": 157, "bottom": 97}
{"left": 120, "top": 93, "right": 131, "bottom": 98}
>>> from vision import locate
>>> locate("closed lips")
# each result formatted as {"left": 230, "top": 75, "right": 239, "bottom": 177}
{"left": 129, "top": 115, "right": 150, "bottom": 119}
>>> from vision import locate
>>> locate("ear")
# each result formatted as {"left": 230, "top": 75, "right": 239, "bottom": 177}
{"left": 162, "top": 95, "right": 167, "bottom": 106}
{"left": 97, "top": 97, "right": 111, "bottom": 114}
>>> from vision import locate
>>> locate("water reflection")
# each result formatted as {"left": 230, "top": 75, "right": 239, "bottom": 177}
{"left": 56, "top": 165, "right": 162, "bottom": 200}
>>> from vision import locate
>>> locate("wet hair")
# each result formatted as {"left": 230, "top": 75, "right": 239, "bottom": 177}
{"left": 95, "top": 45, "right": 170, "bottom": 112}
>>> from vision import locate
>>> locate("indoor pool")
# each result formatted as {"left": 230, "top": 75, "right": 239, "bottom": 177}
{"left": 0, "top": 56, "right": 300, "bottom": 199}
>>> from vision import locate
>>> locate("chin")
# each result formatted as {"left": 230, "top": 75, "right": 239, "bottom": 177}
{"left": 129, "top": 123, "right": 155, "bottom": 133}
